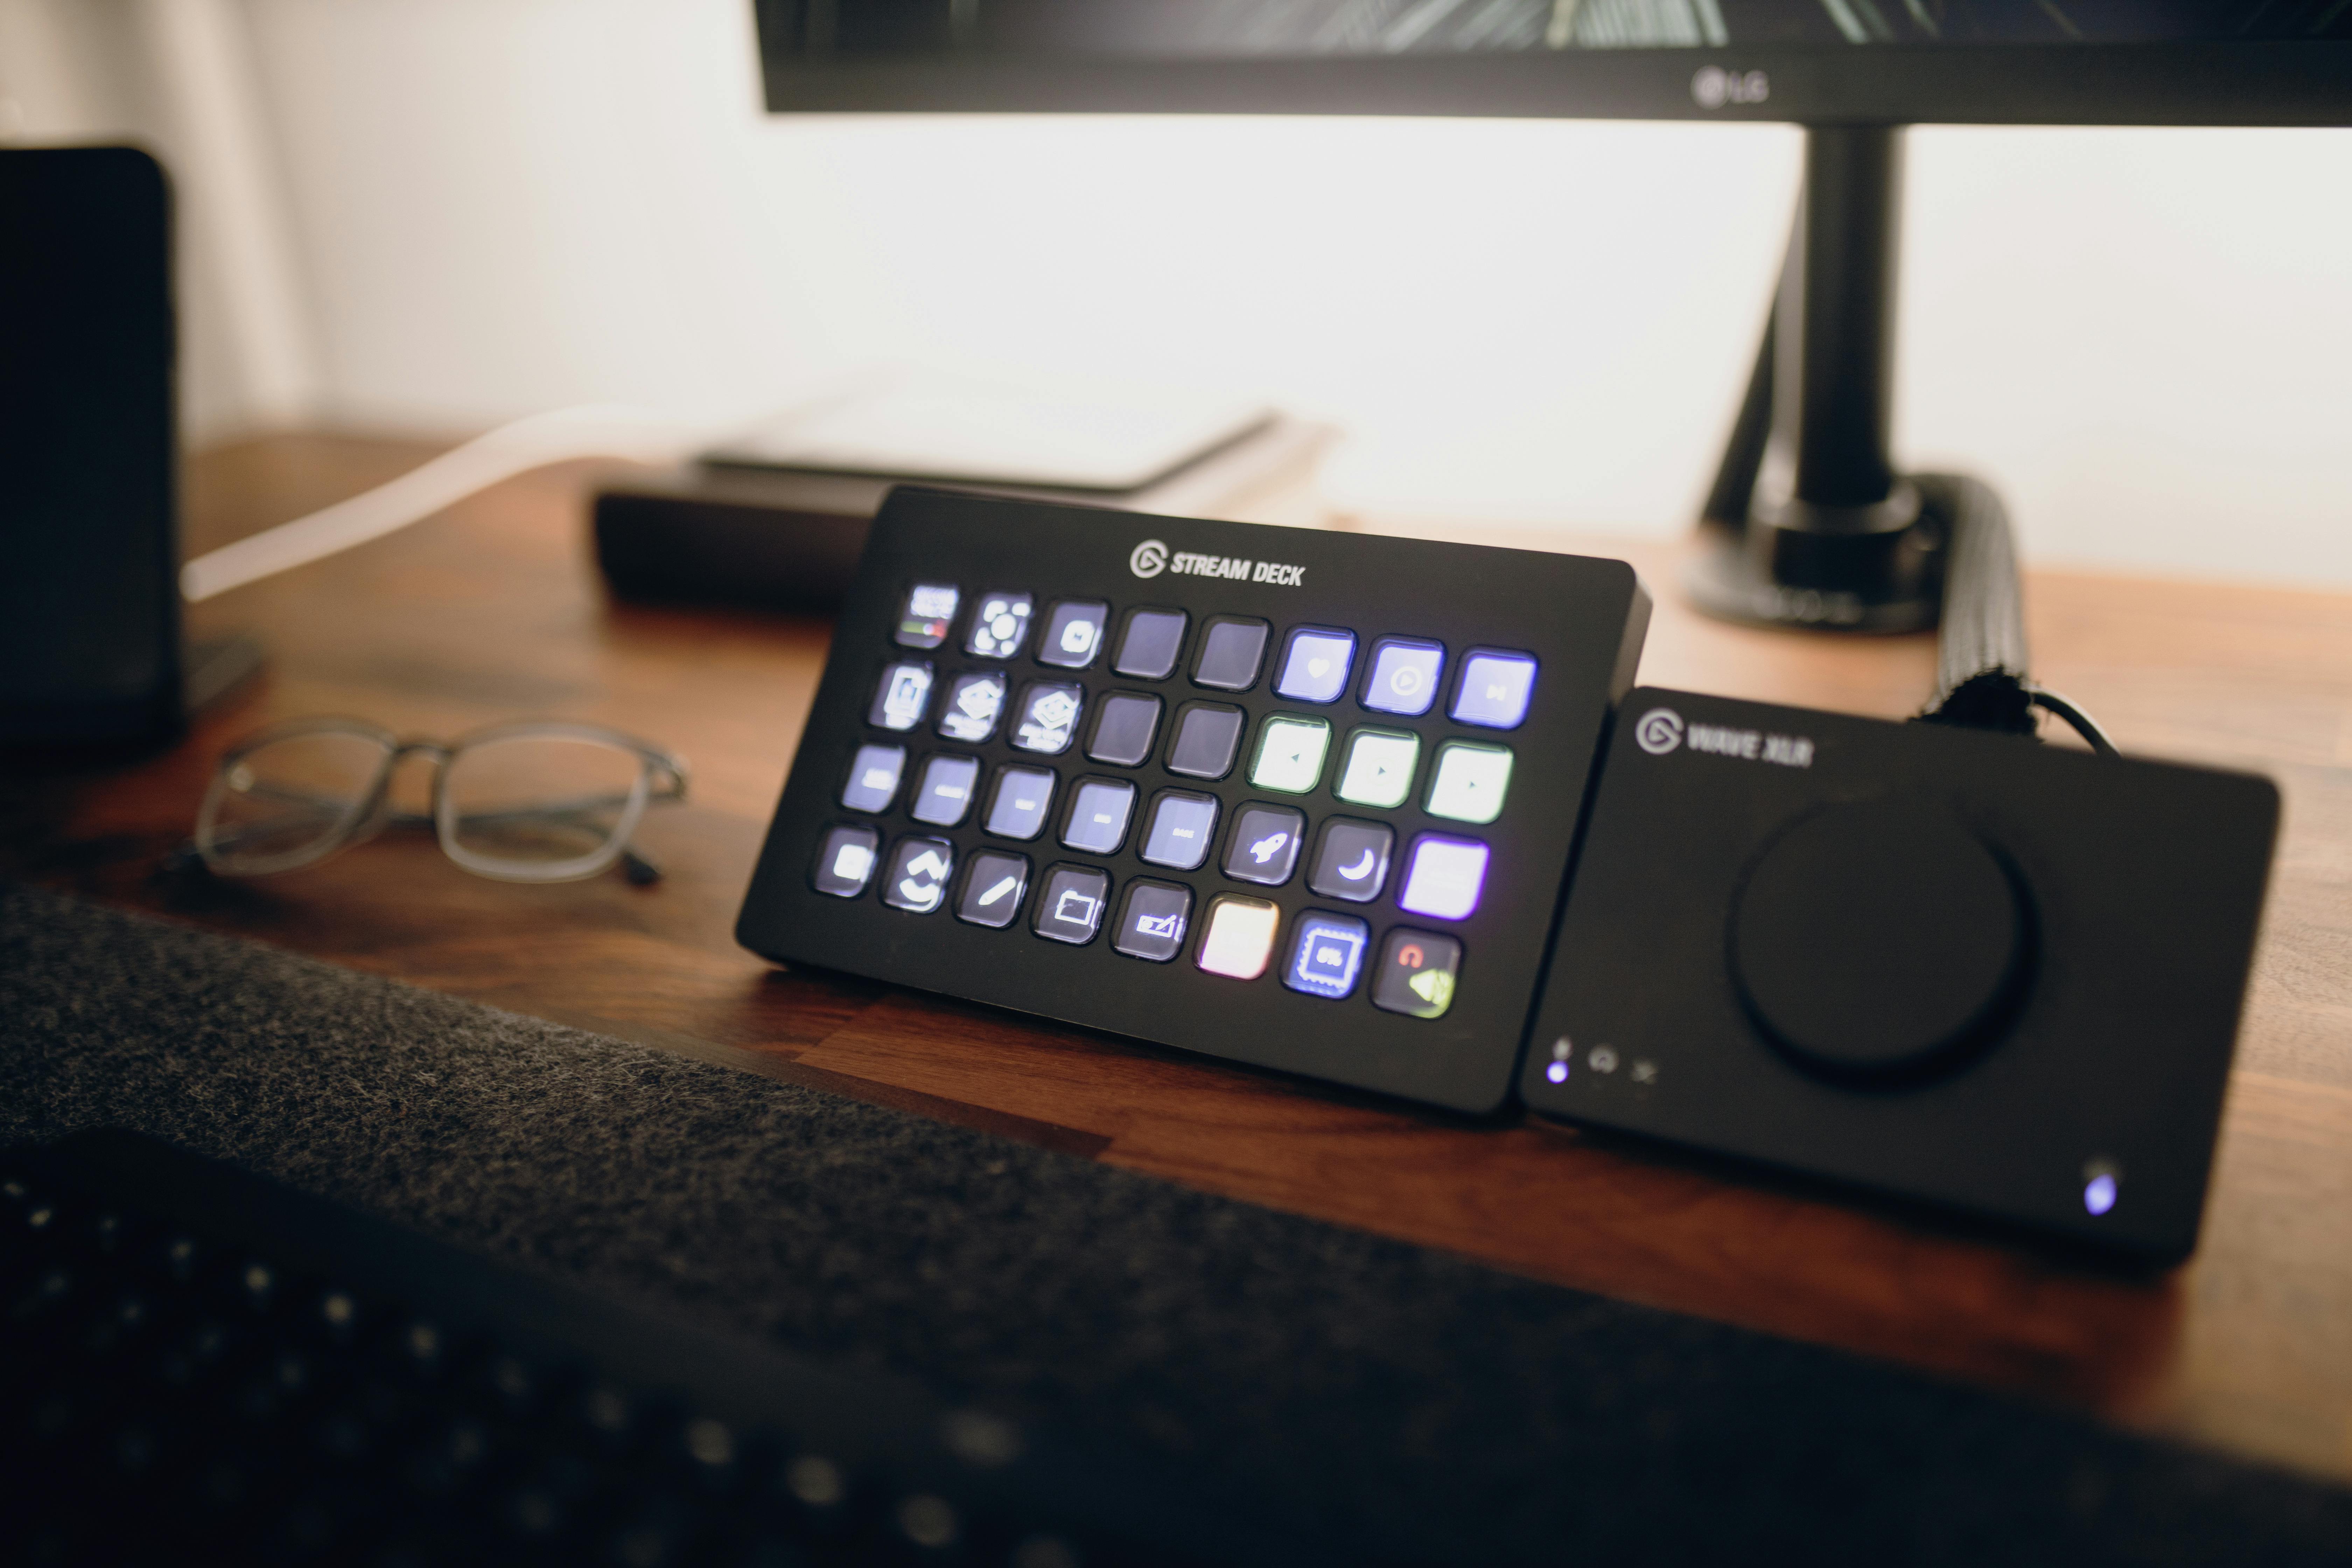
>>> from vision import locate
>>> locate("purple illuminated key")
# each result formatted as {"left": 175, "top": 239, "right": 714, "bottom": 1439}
{"left": 1449, "top": 650, "right": 1537, "bottom": 730}
{"left": 1398, "top": 835, "right": 1490, "bottom": 921}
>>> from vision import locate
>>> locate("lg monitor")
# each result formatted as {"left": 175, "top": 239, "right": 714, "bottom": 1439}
{"left": 747, "top": 2, "right": 2352, "bottom": 636}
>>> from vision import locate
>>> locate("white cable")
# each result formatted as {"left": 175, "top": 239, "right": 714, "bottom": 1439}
{"left": 180, "top": 404, "right": 715, "bottom": 603}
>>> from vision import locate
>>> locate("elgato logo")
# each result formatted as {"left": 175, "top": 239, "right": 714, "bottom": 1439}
{"left": 1129, "top": 537, "right": 1305, "bottom": 586}
{"left": 1634, "top": 708, "right": 1684, "bottom": 755}
{"left": 1635, "top": 706, "right": 1814, "bottom": 768}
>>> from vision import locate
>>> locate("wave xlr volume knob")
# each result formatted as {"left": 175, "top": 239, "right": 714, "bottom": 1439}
{"left": 1728, "top": 799, "right": 2031, "bottom": 1082}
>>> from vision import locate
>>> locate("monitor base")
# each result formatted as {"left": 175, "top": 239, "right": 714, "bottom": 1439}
{"left": 1686, "top": 480, "right": 1944, "bottom": 636}
{"left": 1684, "top": 529, "right": 1940, "bottom": 636}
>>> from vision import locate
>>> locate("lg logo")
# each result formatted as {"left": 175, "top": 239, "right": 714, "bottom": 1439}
{"left": 1634, "top": 707, "right": 1684, "bottom": 756}
{"left": 1691, "top": 66, "right": 1769, "bottom": 110}
{"left": 1129, "top": 539, "right": 1168, "bottom": 579}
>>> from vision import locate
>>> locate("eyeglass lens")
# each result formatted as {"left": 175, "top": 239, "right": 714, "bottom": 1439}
{"left": 202, "top": 730, "right": 393, "bottom": 874}
{"left": 440, "top": 734, "right": 647, "bottom": 876}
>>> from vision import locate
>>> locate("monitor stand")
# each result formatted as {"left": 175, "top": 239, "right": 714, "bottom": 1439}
{"left": 1688, "top": 125, "right": 1946, "bottom": 636}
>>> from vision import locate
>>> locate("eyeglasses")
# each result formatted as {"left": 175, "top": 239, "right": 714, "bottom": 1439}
{"left": 192, "top": 717, "right": 688, "bottom": 884}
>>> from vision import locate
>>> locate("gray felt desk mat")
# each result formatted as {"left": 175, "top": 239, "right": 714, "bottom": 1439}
{"left": 2, "top": 880, "right": 2346, "bottom": 1565}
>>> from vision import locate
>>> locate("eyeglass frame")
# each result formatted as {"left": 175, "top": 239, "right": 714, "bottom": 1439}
{"left": 193, "top": 716, "right": 689, "bottom": 884}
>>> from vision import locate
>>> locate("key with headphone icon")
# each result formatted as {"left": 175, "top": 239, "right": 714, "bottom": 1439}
{"left": 1374, "top": 930, "right": 1462, "bottom": 1019}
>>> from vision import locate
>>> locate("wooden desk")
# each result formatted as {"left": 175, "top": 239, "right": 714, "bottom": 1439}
{"left": 9, "top": 433, "right": 2350, "bottom": 1488}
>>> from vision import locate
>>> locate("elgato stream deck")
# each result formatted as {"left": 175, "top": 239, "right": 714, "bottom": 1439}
{"left": 738, "top": 489, "right": 1649, "bottom": 1113}
{"left": 1521, "top": 689, "right": 2280, "bottom": 1261}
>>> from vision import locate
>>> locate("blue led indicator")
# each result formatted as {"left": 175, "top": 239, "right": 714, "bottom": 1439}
{"left": 2084, "top": 1173, "right": 2118, "bottom": 1216}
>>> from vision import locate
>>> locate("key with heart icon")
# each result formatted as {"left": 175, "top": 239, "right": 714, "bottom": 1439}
{"left": 1275, "top": 626, "right": 1357, "bottom": 704}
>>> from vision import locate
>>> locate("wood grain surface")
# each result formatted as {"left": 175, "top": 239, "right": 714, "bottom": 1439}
{"left": 7, "top": 433, "right": 2348, "bottom": 1489}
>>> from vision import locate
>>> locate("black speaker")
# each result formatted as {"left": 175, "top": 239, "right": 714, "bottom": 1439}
{"left": 1523, "top": 689, "right": 2278, "bottom": 1262}
{"left": 0, "top": 146, "right": 182, "bottom": 747}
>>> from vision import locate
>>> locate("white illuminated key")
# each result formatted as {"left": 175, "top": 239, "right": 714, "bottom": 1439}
{"left": 840, "top": 743, "right": 906, "bottom": 812}
{"left": 1248, "top": 716, "right": 1330, "bottom": 795}
{"left": 1335, "top": 729, "right": 1419, "bottom": 809}
{"left": 1196, "top": 896, "right": 1280, "bottom": 980}
{"left": 1425, "top": 742, "right": 1513, "bottom": 825}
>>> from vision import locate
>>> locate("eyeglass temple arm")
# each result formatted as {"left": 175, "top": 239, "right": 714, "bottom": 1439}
{"left": 645, "top": 751, "right": 689, "bottom": 801}
{"left": 624, "top": 755, "right": 679, "bottom": 881}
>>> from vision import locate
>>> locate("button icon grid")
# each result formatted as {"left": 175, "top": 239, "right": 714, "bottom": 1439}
{"left": 828, "top": 577, "right": 1538, "bottom": 1020}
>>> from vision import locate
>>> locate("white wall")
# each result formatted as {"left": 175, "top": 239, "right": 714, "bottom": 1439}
{"left": 16, "top": 0, "right": 2352, "bottom": 585}
{"left": 0, "top": 0, "right": 319, "bottom": 442}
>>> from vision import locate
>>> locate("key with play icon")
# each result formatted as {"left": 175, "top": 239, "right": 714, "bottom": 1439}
{"left": 1425, "top": 741, "right": 1514, "bottom": 825}
{"left": 1335, "top": 728, "right": 1420, "bottom": 809}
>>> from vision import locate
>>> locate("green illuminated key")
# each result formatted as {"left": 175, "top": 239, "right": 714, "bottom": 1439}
{"left": 1248, "top": 716, "right": 1330, "bottom": 794}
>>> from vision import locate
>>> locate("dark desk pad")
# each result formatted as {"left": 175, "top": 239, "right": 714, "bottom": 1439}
{"left": 2, "top": 881, "right": 2345, "bottom": 1564}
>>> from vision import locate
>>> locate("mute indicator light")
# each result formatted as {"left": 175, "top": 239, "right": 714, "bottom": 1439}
{"left": 2082, "top": 1158, "right": 2121, "bottom": 1217}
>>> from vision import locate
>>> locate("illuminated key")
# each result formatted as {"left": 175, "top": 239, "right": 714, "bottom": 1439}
{"left": 1113, "top": 880, "right": 1192, "bottom": 962}
{"left": 1372, "top": 929, "right": 1462, "bottom": 1019}
{"left": 810, "top": 824, "right": 879, "bottom": 898}
{"left": 1449, "top": 649, "right": 1537, "bottom": 729}
{"left": 1361, "top": 637, "right": 1443, "bottom": 717}
{"left": 894, "top": 583, "right": 959, "bottom": 649}
{"left": 1059, "top": 779, "right": 1136, "bottom": 854}
{"left": 910, "top": 754, "right": 981, "bottom": 827}
{"left": 1274, "top": 627, "right": 1356, "bottom": 704}
{"left": 881, "top": 836, "right": 954, "bottom": 915}
{"left": 1334, "top": 728, "right": 1418, "bottom": 809}
{"left": 1033, "top": 864, "right": 1110, "bottom": 945}
{"left": 1248, "top": 716, "right": 1330, "bottom": 794}
{"left": 1038, "top": 600, "right": 1108, "bottom": 669}
{"left": 1140, "top": 791, "right": 1218, "bottom": 870}
{"left": 1284, "top": 913, "right": 1370, "bottom": 1000}
{"left": 869, "top": 661, "right": 933, "bottom": 732}
{"left": 955, "top": 850, "right": 1029, "bottom": 929}
{"left": 936, "top": 671, "right": 1006, "bottom": 743}
{"left": 840, "top": 744, "right": 905, "bottom": 813}
{"left": 1222, "top": 804, "right": 1304, "bottom": 887}
{"left": 1398, "top": 835, "right": 1490, "bottom": 921}
{"left": 984, "top": 766, "right": 1055, "bottom": 841}
{"left": 1195, "top": 895, "right": 1280, "bottom": 981}
{"left": 1424, "top": 742, "right": 1513, "bottom": 825}
{"left": 965, "top": 592, "right": 1034, "bottom": 659}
